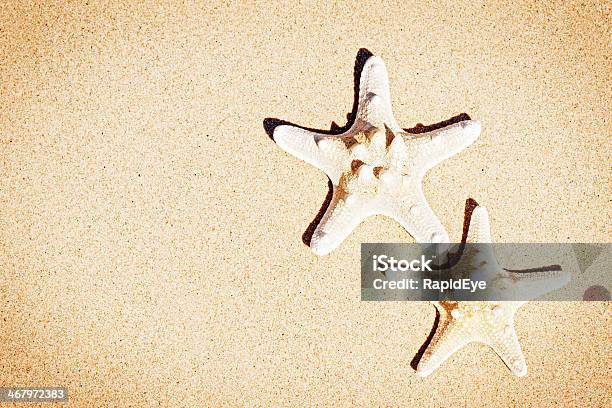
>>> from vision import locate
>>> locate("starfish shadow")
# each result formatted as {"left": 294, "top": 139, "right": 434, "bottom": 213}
{"left": 263, "top": 48, "right": 473, "bottom": 248}
{"left": 411, "top": 309, "right": 440, "bottom": 370}
{"left": 263, "top": 48, "right": 374, "bottom": 142}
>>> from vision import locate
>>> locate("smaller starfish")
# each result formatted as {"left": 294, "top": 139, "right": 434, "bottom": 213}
{"left": 273, "top": 55, "right": 481, "bottom": 255}
{"left": 416, "top": 199, "right": 570, "bottom": 377}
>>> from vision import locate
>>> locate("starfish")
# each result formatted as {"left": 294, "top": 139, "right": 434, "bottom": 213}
{"left": 416, "top": 199, "right": 570, "bottom": 377}
{"left": 272, "top": 55, "right": 481, "bottom": 256}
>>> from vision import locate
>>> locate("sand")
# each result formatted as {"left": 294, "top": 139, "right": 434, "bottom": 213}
{"left": 0, "top": 1, "right": 610, "bottom": 406}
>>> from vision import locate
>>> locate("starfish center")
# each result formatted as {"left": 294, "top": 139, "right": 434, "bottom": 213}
{"left": 338, "top": 127, "right": 408, "bottom": 199}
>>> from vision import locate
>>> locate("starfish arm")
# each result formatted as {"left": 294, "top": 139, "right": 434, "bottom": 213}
{"left": 384, "top": 184, "right": 449, "bottom": 243}
{"left": 354, "top": 56, "right": 402, "bottom": 133}
{"left": 405, "top": 120, "right": 481, "bottom": 173}
{"left": 487, "top": 320, "right": 528, "bottom": 376}
{"left": 310, "top": 189, "right": 371, "bottom": 256}
{"left": 507, "top": 268, "right": 571, "bottom": 301}
{"left": 467, "top": 206, "right": 492, "bottom": 244}
{"left": 273, "top": 125, "right": 347, "bottom": 183}
{"left": 416, "top": 311, "right": 473, "bottom": 377}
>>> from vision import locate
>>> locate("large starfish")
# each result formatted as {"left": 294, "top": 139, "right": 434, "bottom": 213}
{"left": 273, "top": 55, "right": 481, "bottom": 255}
{"left": 416, "top": 199, "right": 570, "bottom": 377}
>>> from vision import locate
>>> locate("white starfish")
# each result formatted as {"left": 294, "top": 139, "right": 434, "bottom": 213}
{"left": 416, "top": 200, "right": 570, "bottom": 377}
{"left": 273, "top": 55, "right": 481, "bottom": 255}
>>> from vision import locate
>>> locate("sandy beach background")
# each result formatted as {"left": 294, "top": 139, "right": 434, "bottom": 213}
{"left": 1, "top": 1, "right": 610, "bottom": 406}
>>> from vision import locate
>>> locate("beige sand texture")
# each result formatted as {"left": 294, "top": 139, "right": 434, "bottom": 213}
{"left": 0, "top": 1, "right": 610, "bottom": 406}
